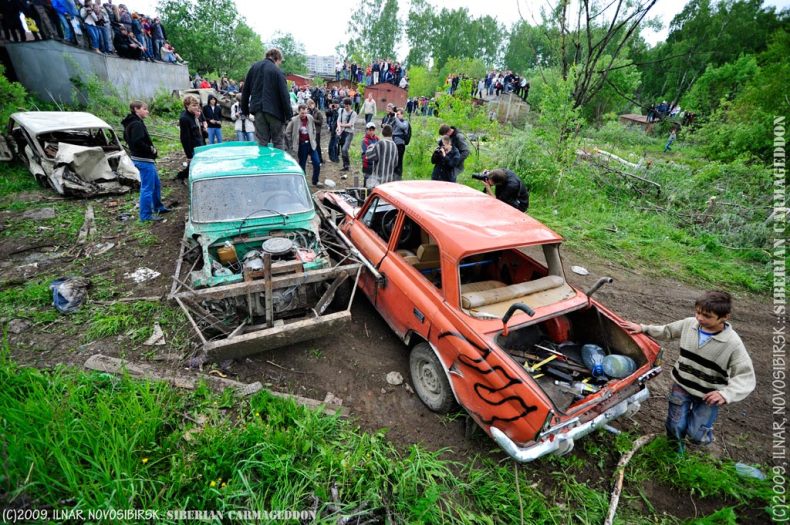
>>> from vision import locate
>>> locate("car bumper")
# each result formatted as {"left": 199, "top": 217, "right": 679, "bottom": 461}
{"left": 490, "top": 387, "right": 650, "bottom": 462}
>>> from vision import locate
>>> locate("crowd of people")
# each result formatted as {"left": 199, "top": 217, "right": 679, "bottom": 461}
{"left": 0, "top": 0, "right": 185, "bottom": 63}
{"left": 335, "top": 58, "right": 408, "bottom": 89}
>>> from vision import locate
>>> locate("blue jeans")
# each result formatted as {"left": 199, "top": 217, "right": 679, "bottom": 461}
{"left": 134, "top": 160, "right": 164, "bottom": 220}
{"left": 298, "top": 142, "right": 320, "bottom": 185}
{"left": 328, "top": 133, "right": 339, "bottom": 162}
{"left": 236, "top": 131, "right": 255, "bottom": 141}
{"left": 666, "top": 383, "right": 718, "bottom": 446}
{"left": 207, "top": 128, "right": 223, "bottom": 144}
{"left": 57, "top": 13, "right": 74, "bottom": 42}
{"left": 86, "top": 24, "right": 100, "bottom": 50}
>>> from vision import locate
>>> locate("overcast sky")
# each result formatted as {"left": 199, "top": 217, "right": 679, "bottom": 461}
{"left": 132, "top": 0, "right": 789, "bottom": 57}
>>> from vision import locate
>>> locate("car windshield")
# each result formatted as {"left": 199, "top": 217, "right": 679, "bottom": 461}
{"left": 191, "top": 173, "right": 312, "bottom": 223}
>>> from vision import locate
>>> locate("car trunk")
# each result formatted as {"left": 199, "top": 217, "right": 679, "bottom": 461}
{"left": 495, "top": 304, "right": 650, "bottom": 414}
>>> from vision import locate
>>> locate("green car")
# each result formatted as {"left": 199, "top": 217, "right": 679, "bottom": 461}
{"left": 170, "top": 143, "right": 360, "bottom": 361}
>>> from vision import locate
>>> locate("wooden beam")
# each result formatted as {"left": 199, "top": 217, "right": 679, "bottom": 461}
{"left": 173, "top": 263, "right": 361, "bottom": 302}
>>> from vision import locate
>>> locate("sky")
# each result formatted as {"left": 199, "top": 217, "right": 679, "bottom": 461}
{"left": 132, "top": 0, "right": 790, "bottom": 57}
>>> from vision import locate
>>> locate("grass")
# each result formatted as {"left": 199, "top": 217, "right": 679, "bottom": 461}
{"left": 0, "top": 163, "right": 39, "bottom": 198}
{"left": 0, "top": 341, "right": 775, "bottom": 523}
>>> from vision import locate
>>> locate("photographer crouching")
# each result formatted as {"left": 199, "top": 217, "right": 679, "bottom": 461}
{"left": 477, "top": 168, "right": 530, "bottom": 212}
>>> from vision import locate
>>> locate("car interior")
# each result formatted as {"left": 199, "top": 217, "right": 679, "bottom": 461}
{"left": 458, "top": 244, "right": 575, "bottom": 318}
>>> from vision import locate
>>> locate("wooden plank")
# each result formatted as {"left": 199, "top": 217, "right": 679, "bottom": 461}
{"left": 204, "top": 311, "right": 351, "bottom": 361}
{"left": 83, "top": 354, "right": 348, "bottom": 416}
{"left": 174, "top": 297, "right": 207, "bottom": 344}
{"left": 180, "top": 297, "right": 231, "bottom": 335}
{"left": 314, "top": 271, "right": 349, "bottom": 315}
{"left": 173, "top": 263, "right": 361, "bottom": 301}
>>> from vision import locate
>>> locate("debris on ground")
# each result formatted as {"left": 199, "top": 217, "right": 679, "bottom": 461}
{"left": 143, "top": 322, "right": 166, "bottom": 346}
{"left": 76, "top": 205, "right": 96, "bottom": 244}
{"left": 323, "top": 392, "right": 344, "bottom": 405}
{"left": 22, "top": 207, "right": 56, "bottom": 220}
{"left": 124, "top": 267, "right": 161, "bottom": 283}
{"left": 386, "top": 371, "right": 404, "bottom": 385}
{"left": 571, "top": 265, "right": 590, "bottom": 275}
{"left": 7, "top": 319, "right": 32, "bottom": 334}
{"left": 85, "top": 242, "right": 115, "bottom": 257}
{"left": 50, "top": 277, "right": 90, "bottom": 313}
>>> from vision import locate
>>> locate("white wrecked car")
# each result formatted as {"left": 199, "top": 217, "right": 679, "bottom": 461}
{"left": 0, "top": 112, "right": 140, "bottom": 197}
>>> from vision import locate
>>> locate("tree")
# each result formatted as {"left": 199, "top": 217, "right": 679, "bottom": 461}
{"left": 268, "top": 32, "right": 307, "bottom": 75}
{"left": 342, "top": 0, "right": 400, "bottom": 64}
{"left": 431, "top": 8, "right": 502, "bottom": 70}
{"left": 158, "top": 0, "right": 263, "bottom": 79}
{"left": 405, "top": 0, "right": 435, "bottom": 67}
{"left": 504, "top": 21, "right": 556, "bottom": 73}
{"left": 406, "top": 66, "right": 435, "bottom": 98}
{"left": 637, "top": 0, "right": 786, "bottom": 104}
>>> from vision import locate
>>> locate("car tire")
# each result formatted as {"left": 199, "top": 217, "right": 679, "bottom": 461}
{"left": 410, "top": 342, "right": 456, "bottom": 413}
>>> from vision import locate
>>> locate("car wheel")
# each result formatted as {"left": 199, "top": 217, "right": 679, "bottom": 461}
{"left": 410, "top": 342, "right": 456, "bottom": 413}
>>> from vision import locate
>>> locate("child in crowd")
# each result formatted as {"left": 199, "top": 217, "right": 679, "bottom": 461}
{"left": 624, "top": 291, "right": 755, "bottom": 453}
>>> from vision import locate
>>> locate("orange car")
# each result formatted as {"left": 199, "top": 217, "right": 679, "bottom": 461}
{"left": 316, "top": 181, "right": 662, "bottom": 461}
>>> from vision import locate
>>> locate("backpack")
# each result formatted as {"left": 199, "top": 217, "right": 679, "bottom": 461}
{"left": 403, "top": 121, "right": 412, "bottom": 145}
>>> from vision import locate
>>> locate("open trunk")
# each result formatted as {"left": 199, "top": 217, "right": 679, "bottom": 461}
{"left": 496, "top": 304, "right": 652, "bottom": 414}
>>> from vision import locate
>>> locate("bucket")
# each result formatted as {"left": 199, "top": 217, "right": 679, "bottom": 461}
{"left": 217, "top": 244, "right": 238, "bottom": 265}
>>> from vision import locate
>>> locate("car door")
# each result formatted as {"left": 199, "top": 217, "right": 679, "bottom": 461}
{"left": 342, "top": 195, "right": 396, "bottom": 300}
{"left": 374, "top": 211, "right": 439, "bottom": 341}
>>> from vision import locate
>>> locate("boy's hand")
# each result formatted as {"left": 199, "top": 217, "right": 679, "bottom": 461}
{"left": 623, "top": 321, "right": 642, "bottom": 334}
{"left": 703, "top": 391, "right": 727, "bottom": 405}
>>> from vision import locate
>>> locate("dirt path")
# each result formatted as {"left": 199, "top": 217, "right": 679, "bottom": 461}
{"left": 3, "top": 118, "right": 775, "bottom": 470}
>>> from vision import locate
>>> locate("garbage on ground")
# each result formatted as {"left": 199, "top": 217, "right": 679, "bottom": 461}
{"left": 22, "top": 207, "right": 56, "bottom": 220}
{"left": 124, "top": 267, "right": 161, "bottom": 283}
{"left": 143, "top": 322, "right": 166, "bottom": 346}
{"left": 7, "top": 319, "right": 32, "bottom": 334}
{"left": 86, "top": 242, "right": 115, "bottom": 257}
{"left": 734, "top": 463, "right": 766, "bottom": 480}
{"left": 50, "top": 276, "right": 90, "bottom": 313}
{"left": 117, "top": 213, "right": 134, "bottom": 222}
{"left": 570, "top": 265, "right": 589, "bottom": 275}
{"left": 386, "top": 371, "right": 404, "bottom": 386}
{"left": 323, "top": 392, "right": 344, "bottom": 405}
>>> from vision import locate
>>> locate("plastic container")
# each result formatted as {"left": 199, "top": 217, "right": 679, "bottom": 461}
{"left": 602, "top": 354, "right": 637, "bottom": 378}
{"left": 581, "top": 344, "right": 607, "bottom": 378}
{"left": 217, "top": 242, "right": 238, "bottom": 265}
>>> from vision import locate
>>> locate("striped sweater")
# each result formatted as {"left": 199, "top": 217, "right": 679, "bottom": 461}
{"left": 641, "top": 317, "right": 755, "bottom": 403}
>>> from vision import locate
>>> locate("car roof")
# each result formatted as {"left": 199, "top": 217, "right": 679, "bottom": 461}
{"left": 190, "top": 143, "right": 304, "bottom": 181}
{"left": 10, "top": 112, "right": 112, "bottom": 135}
{"left": 375, "top": 181, "right": 563, "bottom": 258}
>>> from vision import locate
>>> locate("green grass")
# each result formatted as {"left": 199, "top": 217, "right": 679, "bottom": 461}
{"left": 0, "top": 163, "right": 39, "bottom": 198}
{"left": 0, "top": 346, "right": 774, "bottom": 523}
{"left": 0, "top": 277, "right": 58, "bottom": 325}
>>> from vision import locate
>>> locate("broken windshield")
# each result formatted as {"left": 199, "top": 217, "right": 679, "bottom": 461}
{"left": 191, "top": 173, "right": 313, "bottom": 223}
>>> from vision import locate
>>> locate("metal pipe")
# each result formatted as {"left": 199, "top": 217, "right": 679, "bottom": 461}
{"left": 585, "top": 277, "right": 613, "bottom": 298}
{"left": 322, "top": 216, "right": 383, "bottom": 281}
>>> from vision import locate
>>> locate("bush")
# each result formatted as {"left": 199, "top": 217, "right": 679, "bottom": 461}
{"left": 0, "top": 64, "right": 29, "bottom": 124}
{"left": 150, "top": 90, "right": 184, "bottom": 119}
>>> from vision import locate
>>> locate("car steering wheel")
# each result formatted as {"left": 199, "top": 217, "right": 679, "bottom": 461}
{"left": 261, "top": 191, "right": 293, "bottom": 209}
{"left": 381, "top": 209, "right": 398, "bottom": 240}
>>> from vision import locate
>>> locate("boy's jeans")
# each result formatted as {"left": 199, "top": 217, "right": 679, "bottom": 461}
{"left": 134, "top": 160, "right": 163, "bottom": 221}
{"left": 666, "top": 383, "right": 718, "bottom": 445}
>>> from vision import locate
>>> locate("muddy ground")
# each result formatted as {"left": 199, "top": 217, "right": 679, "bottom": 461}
{"left": 1, "top": 118, "right": 777, "bottom": 521}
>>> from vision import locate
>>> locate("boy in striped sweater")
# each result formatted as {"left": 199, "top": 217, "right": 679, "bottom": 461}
{"left": 624, "top": 291, "right": 755, "bottom": 451}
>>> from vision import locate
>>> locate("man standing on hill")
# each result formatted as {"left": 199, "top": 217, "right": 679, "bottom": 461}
{"left": 391, "top": 109, "right": 410, "bottom": 180}
{"left": 438, "top": 124, "right": 470, "bottom": 180}
{"left": 241, "top": 48, "right": 293, "bottom": 150}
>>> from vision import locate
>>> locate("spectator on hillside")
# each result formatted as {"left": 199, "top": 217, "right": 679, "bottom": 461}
{"left": 307, "top": 99, "right": 324, "bottom": 165}
{"left": 285, "top": 104, "right": 321, "bottom": 186}
{"left": 391, "top": 108, "right": 409, "bottom": 180}
{"left": 365, "top": 124, "right": 398, "bottom": 188}
{"left": 28, "top": 0, "right": 60, "bottom": 41}
{"left": 203, "top": 94, "right": 223, "bottom": 144}
{"left": 159, "top": 41, "right": 184, "bottom": 63}
{"left": 381, "top": 103, "right": 395, "bottom": 129}
{"left": 362, "top": 93, "right": 376, "bottom": 124}
{"left": 360, "top": 122, "right": 378, "bottom": 186}
{"left": 336, "top": 97, "right": 357, "bottom": 174}
{"left": 178, "top": 94, "right": 206, "bottom": 183}
{"left": 1, "top": 0, "right": 26, "bottom": 42}
{"left": 231, "top": 93, "right": 255, "bottom": 142}
{"left": 150, "top": 16, "right": 165, "bottom": 59}
{"left": 438, "top": 124, "right": 470, "bottom": 180}
{"left": 241, "top": 47, "right": 292, "bottom": 150}
{"left": 325, "top": 100, "right": 339, "bottom": 163}
{"left": 117, "top": 3, "right": 131, "bottom": 31}
{"left": 431, "top": 135, "right": 461, "bottom": 183}
{"left": 483, "top": 168, "right": 529, "bottom": 212}
{"left": 79, "top": 0, "right": 102, "bottom": 53}
{"left": 113, "top": 25, "right": 142, "bottom": 59}
{"left": 122, "top": 100, "right": 169, "bottom": 221}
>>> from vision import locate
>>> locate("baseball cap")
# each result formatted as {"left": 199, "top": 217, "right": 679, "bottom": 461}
{"left": 366, "top": 122, "right": 376, "bottom": 129}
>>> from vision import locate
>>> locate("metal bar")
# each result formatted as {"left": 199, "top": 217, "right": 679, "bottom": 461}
{"left": 314, "top": 271, "right": 349, "bottom": 316}
{"left": 264, "top": 252, "right": 273, "bottom": 328}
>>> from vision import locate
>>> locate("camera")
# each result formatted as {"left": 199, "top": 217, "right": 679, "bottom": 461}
{"left": 471, "top": 171, "right": 490, "bottom": 182}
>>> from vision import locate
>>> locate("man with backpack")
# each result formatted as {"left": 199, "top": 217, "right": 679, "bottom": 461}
{"left": 391, "top": 108, "right": 410, "bottom": 180}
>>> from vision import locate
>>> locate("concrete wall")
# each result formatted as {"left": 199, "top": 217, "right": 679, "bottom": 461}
{"left": 5, "top": 40, "right": 189, "bottom": 104}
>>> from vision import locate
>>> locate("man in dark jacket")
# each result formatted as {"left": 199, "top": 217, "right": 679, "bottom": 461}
{"left": 430, "top": 136, "right": 461, "bottom": 183}
{"left": 122, "top": 101, "right": 169, "bottom": 221}
{"left": 113, "top": 25, "right": 142, "bottom": 59}
{"left": 240, "top": 48, "right": 292, "bottom": 150}
{"left": 483, "top": 168, "right": 529, "bottom": 212}
{"left": 438, "top": 124, "right": 470, "bottom": 180}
